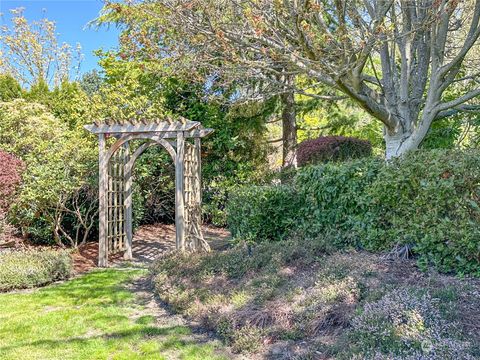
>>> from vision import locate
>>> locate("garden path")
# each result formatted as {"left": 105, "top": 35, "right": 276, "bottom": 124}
{"left": 73, "top": 223, "right": 231, "bottom": 273}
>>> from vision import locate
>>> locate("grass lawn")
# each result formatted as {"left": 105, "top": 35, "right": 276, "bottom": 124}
{"left": 0, "top": 268, "right": 228, "bottom": 360}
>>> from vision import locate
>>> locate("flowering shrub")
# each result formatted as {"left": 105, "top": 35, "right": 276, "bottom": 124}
{"left": 297, "top": 135, "right": 372, "bottom": 166}
{"left": 0, "top": 151, "right": 24, "bottom": 241}
{"left": 348, "top": 289, "right": 473, "bottom": 358}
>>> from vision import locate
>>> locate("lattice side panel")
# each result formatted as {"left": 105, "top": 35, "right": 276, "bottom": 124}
{"left": 107, "top": 146, "right": 128, "bottom": 254}
{"left": 184, "top": 143, "right": 193, "bottom": 247}
{"left": 184, "top": 141, "right": 210, "bottom": 252}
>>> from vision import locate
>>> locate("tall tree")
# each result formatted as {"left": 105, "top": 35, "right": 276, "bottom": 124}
{"left": 0, "top": 8, "right": 82, "bottom": 87}
{"left": 98, "top": 3, "right": 326, "bottom": 167}
{"left": 102, "top": 0, "right": 480, "bottom": 159}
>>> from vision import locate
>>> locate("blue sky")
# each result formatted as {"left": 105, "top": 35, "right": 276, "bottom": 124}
{"left": 0, "top": 0, "right": 121, "bottom": 75}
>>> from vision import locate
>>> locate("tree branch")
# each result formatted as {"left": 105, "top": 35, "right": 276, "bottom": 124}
{"left": 435, "top": 104, "right": 480, "bottom": 120}
{"left": 436, "top": 89, "right": 480, "bottom": 113}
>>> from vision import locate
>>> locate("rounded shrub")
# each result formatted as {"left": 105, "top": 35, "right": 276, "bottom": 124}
{"left": 0, "top": 151, "right": 24, "bottom": 211}
{"left": 0, "top": 151, "right": 24, "bottom": 241}
{"left": 297, "top": 136, "right": 372, "bottom": 167}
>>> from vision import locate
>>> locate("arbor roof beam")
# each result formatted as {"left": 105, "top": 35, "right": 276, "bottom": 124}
{"left": 84, "top": 121, "right": 200, "bottom": 134}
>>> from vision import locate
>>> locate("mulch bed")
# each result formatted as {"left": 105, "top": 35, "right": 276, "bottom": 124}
{"left": 2, "top": 223, "right": 231, "bottom": 274}
{"left": 72, "top": 223, "right": 231, "bottom": 274}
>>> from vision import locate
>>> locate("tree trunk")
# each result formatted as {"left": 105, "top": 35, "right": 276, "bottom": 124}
{"left": 384, "top": 116, "right": 433, "bottom": 160}
{"left": 280, "top": 88, "right": 297, "bottom": 168}
{"left": 384, "top": 132, "right": 411, "bottom": 160}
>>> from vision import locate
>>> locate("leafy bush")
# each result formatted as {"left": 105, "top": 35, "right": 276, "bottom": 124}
{"left": 227, "top": 185, "right": 300, "bottom": 243}
{"left": 0, "top": 75, "right": 22, "bottom": 101}
{"left": 297, "top": 135, "right": 372, "bottom": 167}
{"left": 295, "top": 159, "right": 382, "bottom": 246}
{"left": 0, "top": 249, "right": 72, "bottom": 292}
{"left": 228, "top": 150, "right": 480, "bottom": 275}
{"left": 0, "top": 151, "right": 24, "bottom": 211}
{"left": 359, "top": 150, "right": 480, "bottom": 275}
{"left": 0, "top": 100, "right": 98, "bottom": 246}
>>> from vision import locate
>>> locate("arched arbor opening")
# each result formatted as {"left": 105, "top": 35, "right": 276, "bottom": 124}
{"left": 85, "top": 118, "right": 214, "bottom": 267}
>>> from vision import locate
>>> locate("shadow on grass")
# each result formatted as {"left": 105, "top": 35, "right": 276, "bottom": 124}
{"left": 0, "top": 325, "right": 194, "bottom": 353}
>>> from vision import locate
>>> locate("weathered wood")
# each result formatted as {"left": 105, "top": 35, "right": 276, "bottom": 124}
{"left": 85, "top": 126, "right": 214, "bottom": 140}
{"left": 175, "top": 132, "right": 186, "bottom": 252}
{"left": 113, "top": 152, "right": 118, "bottom": 252}
{"left": 106, "top": 135, "right": 181, "bottom": 165}
{"left": 90, "top": 118, "right": 213, "bottom": 267}
{"left": 183, "top": 139, "right": 210, "bottom": 252}
{"left": 193, "top": 138, "right": 210, "bottom": 252}
{"left": 195, "top": 138, "right": 202, "bottom": 206}
{"left": 124, "top": 143, "right": 134, "bottom": 260}
{"left": 98, "top": 133, "right": 108, "bottom": 267}
{"left": 84, "top": 121, "right": 200, "bottom": 134}
{"left": 120, "top": 145, "right": 128, "bottom": 252}
{"left": 184, "top": 143, "right": 192, "bottom": 247}
{"left": 106, "top": 147, "right": 129, "bottom": 256}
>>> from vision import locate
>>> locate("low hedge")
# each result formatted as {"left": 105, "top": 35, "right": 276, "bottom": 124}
{"left": 227, "top": 185, "right": 300, "bottom": 242}
{"left": 227, "top": 149, "right": 480, "bottom": 275}
{"left": 0, "top": 249, "right": 72, "bottom": 292}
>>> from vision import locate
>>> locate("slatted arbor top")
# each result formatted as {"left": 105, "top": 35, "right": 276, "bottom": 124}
{"left": 85, "top": 118, "right": 214, "bottom": 267}
{"left": 84, "top": 118, "right": 213, "bottom": 137}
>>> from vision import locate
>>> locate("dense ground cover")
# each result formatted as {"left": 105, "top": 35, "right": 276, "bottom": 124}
{"left": 151, "top": 237, "right": 480, "bottom": 359}
{"left": 0, "top": 249, "right": 72, "bottom": 292}
{"left": 0, "top": 268, "right": 229, "bottom": 360}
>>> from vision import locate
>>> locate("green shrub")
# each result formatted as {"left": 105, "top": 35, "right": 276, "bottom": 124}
{"left": 227, "top": 185, "right": 300, "bottom": 243}
{"left": 359, "top": 150, "right": 480, "bottom": 275}
{"left": 0, "top": 249, "right": 72, "bottom": 292}
{"left": 227, "top": 149, "right": 480, "bottom": 275}
{"left": 295, "top": 158, "right": 382, "bottom": 246}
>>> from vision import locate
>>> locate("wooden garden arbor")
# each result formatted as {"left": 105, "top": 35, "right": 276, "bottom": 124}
{"left": 85, "top": 118, "right": 213, "bottom": 267}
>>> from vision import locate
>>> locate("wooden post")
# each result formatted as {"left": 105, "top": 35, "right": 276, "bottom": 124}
{"left": 193, "top": 139, "right": 202, "bottom": 250}
{"left": 113, "top": 152, "right": 118, "bottom": 252}
{"left": 194, "top": 138, "right": 202, "bottom": 209}
{"left": 175, "top": 132, "right": 186, "bottom": 252}
{"left": 98, "top": 133, "right": 108, "bottom": 267}
{"left": 124, "top": 142, "right": 133, "bottom": 260}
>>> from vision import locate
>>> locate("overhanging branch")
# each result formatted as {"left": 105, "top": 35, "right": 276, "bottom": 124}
{"left": 435, "top": 104, "right": 480, "bottom": 120}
